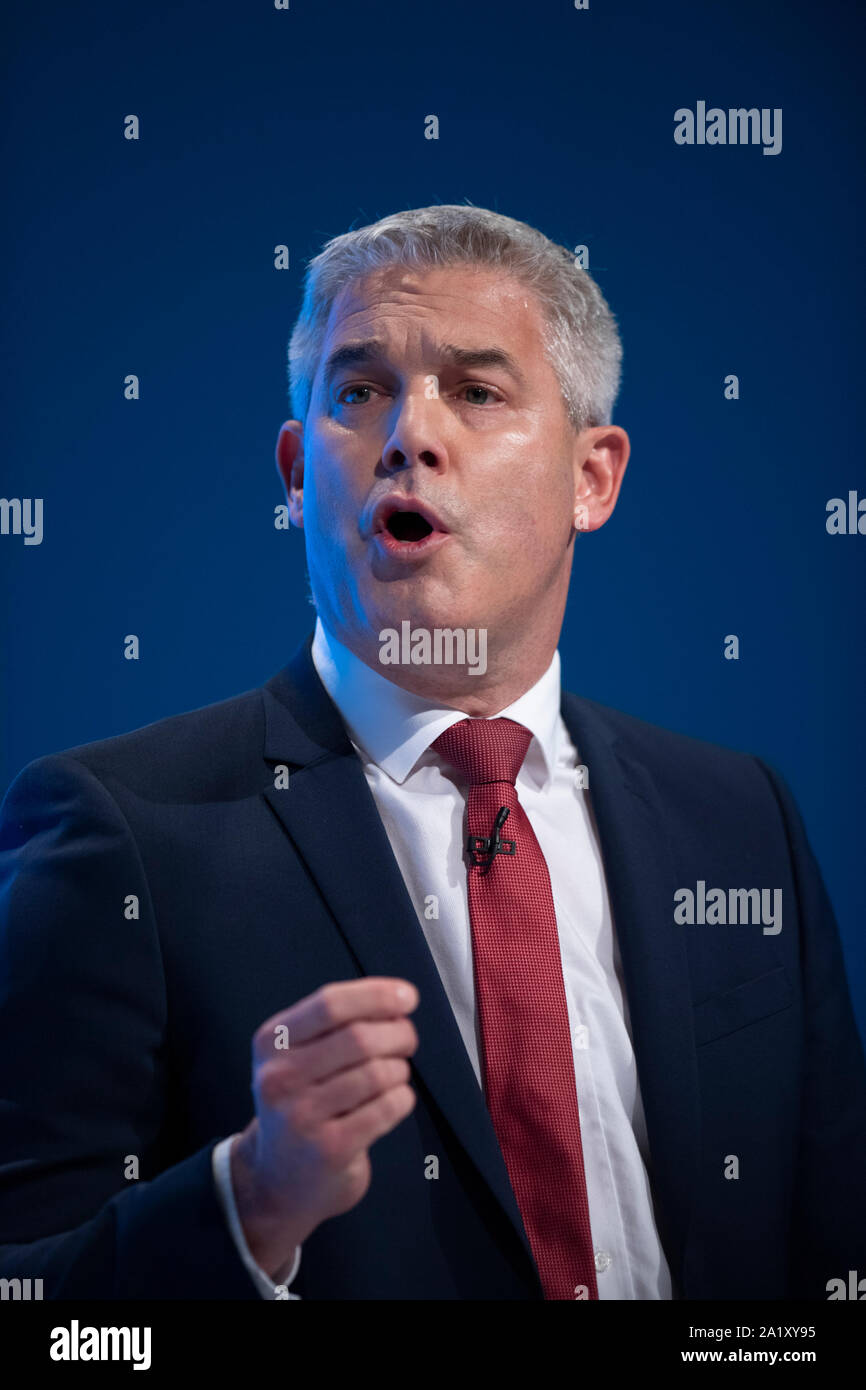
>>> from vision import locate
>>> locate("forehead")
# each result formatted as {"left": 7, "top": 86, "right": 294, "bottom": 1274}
{"left": 321, "top": 263, "right": 548, "bottom": 356}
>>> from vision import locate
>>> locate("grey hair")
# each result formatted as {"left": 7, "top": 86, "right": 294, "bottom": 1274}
{"left": 287, "top": 204, "right": 623, "bottom": 432}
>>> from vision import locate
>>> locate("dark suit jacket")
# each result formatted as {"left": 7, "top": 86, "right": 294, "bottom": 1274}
{"left": 1, "top": 631, "right": 865, "bottom": 1299}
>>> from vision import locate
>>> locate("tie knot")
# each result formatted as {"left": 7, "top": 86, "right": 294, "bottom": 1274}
{"left": 432, "top": 717, "right": 533, "bottom": 787}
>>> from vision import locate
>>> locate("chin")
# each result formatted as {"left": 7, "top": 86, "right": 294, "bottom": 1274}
{"left": 370, "top": 604, "right": 479, "bottom": 635}
{"left": 367, "top": 582, "right": 476, "bottom": 629}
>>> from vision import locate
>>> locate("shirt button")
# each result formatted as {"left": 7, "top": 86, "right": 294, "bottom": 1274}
{"left": 594, "top": 1251, "right": 611, "bottom": 1273}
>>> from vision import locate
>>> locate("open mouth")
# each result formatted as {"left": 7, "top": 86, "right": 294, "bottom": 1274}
{"left": 385, "top": 511, "right": 434, "bottom": 543}
{"left": 371, "top": 496, "right": 450, "bottom": 557}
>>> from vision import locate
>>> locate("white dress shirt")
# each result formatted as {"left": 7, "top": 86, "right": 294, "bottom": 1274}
{"left": 213, "top": 617, "right": 673, "bottom": 1300}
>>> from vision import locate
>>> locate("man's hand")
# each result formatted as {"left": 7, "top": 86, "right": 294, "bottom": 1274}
{"left": 230, "top": 978, "right": 419, "bottom": 1278}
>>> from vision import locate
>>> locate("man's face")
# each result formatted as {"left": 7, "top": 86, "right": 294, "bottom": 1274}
{"left": 277, "top": 263, "right": 625, "bottom": 680}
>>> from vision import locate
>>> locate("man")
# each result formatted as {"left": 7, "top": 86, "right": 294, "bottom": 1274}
{"left": 1, "top": 205, "right": 864, "bottom": 1300}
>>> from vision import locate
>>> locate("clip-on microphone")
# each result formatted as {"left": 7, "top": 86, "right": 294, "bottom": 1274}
{"left": 467, "top": 805, "right": 516, "bottom": 873}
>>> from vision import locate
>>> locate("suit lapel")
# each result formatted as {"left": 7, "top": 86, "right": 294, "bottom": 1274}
{"left": 561, "top": 690, "right": 700, "bottom": 1288}
{"left": 260, "top": 633, "right": 542, "bottom": 1290}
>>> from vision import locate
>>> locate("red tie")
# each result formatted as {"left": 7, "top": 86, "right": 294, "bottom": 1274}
{"left": 432, "top": 716, "right": 599, "bottom": 1301}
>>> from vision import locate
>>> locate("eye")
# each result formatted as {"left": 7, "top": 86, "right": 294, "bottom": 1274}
{"left": 462, "top": 383, "right": 501, "bottom": 405}
{"left": 337, "top": 384, "right": 377, "bottom": 405}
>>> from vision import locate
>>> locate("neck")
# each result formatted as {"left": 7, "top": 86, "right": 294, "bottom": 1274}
{"left": 323, "top": 614, "right": 562, "bottom": 717}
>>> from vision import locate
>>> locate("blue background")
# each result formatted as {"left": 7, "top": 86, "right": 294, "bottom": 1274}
{"left": 2, "top": 0, "right": 864, "bottom": 1035}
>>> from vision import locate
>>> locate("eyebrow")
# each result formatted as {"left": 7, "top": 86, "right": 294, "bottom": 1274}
{"left": 322, "top": 339, "right": 528, "bottom": 389}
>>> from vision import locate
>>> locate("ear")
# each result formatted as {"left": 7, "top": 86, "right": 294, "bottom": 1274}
{"left": 275, "top": 421, "right": 305, "bottom": 528}
{"left": 571, "top": 425, "right": 630, "bottom": 533}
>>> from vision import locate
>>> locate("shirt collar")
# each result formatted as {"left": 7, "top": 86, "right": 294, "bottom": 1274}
{"left": 310, "top": 616, "right": 562, "bottom": 788}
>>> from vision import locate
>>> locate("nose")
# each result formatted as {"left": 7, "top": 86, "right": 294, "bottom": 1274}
{"left": 381, "top": 386, "right": 448, "bottom": 474}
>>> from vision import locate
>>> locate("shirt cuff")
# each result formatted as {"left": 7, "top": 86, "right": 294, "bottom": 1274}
{"left": 212, "top": 1135, "right": 302, "bottom": 1299}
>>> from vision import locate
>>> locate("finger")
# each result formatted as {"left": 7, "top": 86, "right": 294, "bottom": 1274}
{"left": 292, "top": 1056, "right": 412, "bottom": 1128}
{"left": 319, "top": 1084, "right": 418, "bottom": 1168}
{"left": 255, "top": 1017, "right": 418, "bottom": 1093}
{"left": 253, "top": 978, "right": 418, "bottom": 1062}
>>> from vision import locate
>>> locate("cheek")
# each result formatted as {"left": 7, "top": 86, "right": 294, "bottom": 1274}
{"left": 473, "top": 487, "right": 570, "bottom": 576}
{"left": 306, "top": 455, "right": 363, "bottom": 538}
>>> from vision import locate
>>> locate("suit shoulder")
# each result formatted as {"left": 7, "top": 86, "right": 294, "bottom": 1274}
{"left": 19, "top": 685, "right": 268, "bottom": 804}
{"left": 576, "top": 692, "right": 755, "bottom": 765}
{"left": 563, "top": 689, "right": 781, "bottom": 809}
